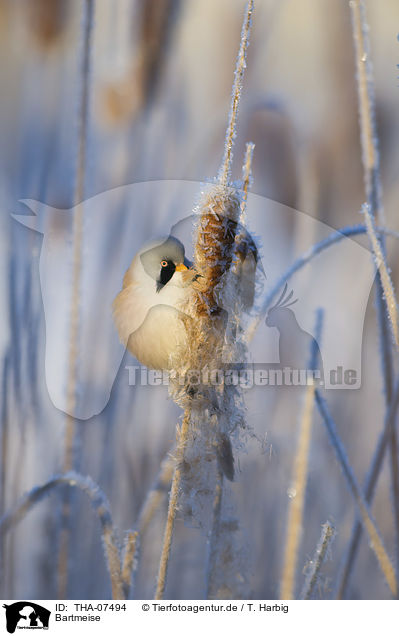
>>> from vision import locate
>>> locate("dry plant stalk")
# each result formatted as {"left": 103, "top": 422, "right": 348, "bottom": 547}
{"left": 205, "top": 143, "right": 255, "bottom": 599}
{"left": 58, "top": 0, "right": 94, "bottom": 599}
{"left": 280, "top": 381, "right": 316, "bottom": 600}
{"left": 349, "top": 0, "right": 399, "bottom": 594}
{"left": 240, "top": 142, "right": 255, "bottom": 220}
{"left": 301, "top": 522, "right": 335, "bottom": 600}
{"left": 219, "top": 1, "right": 254, "bottom": 188}
{"left": 137, "top": 455, "right": 174, "bottom": 535}
{"left": 0, "top": 473, "right": 125, "bottom": 600}
{"left": 0, "top": 457, "right": 179, "bottom": 601}
{"left": 350, "top": 0, "right": 392, "bottom": 389}
{"left": 315, "top": 391, "right": 397, "bottom": 597}
{"left": 103, "top": 0, "right": 179, "bottom": 124}
{"left": 155, "top": 0, "right": 254, "bottom": 600}
{"left": 363, "top": 203, "right": 399, "bottom": 347}
{"left": 155, "top": 411, "right": 190, "bottom": 599}
{"left": 121, "top": 531, "right": 139, "bottom": 598}
{"left": 349, "top": 0, "right": 381, "bottom": 218}
{"left": 125, "top": 456, "right": 174, "bottom": 596}
{"left": 205, "top": 470, "right": 224, "bottom": 599}
{"left": 336, "top": 372, "right": 399, "bottom": 597}
{"left": 193, "top": 186, "right": 242, "bottom": 317}
{"left": 0, "top": 352, "right": 10, "bottom": 597}
{"left": 64, "top": 0, "right": 94, "bottom": 467}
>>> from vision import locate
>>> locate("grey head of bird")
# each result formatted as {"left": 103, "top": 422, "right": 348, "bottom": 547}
{"left": 139, "top": 235, "right": 194, "bottom": 292}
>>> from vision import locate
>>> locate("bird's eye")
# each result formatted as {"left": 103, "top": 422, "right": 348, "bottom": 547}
{"left": 161, "top": 260, "right": 168, "bottom": 267}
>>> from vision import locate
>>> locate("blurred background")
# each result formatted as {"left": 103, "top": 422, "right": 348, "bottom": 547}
{"left": 0, "top": 0, "right": 399, "bottom": 600}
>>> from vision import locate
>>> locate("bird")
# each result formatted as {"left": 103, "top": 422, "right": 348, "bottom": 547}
{"left": 112, "top": 236, "right": 197, "bottom": 371}
{"left": 113, "top": 229, "right": 260, "bottom": 372}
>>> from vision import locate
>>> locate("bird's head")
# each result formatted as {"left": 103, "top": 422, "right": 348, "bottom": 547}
{"left": 136, "top": 235, "right": 197, "bottom": 292}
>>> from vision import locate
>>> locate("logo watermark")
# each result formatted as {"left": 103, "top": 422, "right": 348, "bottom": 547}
{"left": 125, "top": 365, "right": 357, "bottom": 388}
{"left": 2, "top": 603, "right": 51, "bottom": 633}
{"left": 12, "top": 180, "right": 374, "bottom": 417}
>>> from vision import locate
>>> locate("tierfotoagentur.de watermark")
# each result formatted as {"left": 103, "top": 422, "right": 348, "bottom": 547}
{"left": 125, "top": 365, "right": 357, "bottom": 388}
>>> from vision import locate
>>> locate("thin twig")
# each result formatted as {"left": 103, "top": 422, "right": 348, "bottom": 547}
{"left": 280, "top": 381, "right": 316, "bottom": 600}
{"left": 58, "top": 0, "right": 95, "bottom": 600}
{"left": 205, "top": 470, "right": 224, "bottom": 599}
{"left": 240, "top": 141, "right": 255, "bottom": 219}
{"left": 64, "top": 0, "right": 94, "bottom": 461}
{"left": 350, "top": 0, "right": 382, "bottom": 222}
{"left": 219, "top": 0, "right": 254, "bottom": 187}
{"left": 118, "top": 455, "right": 174, "bottom": 599}
{"left": 336, "top": 373, "right": 399, "bottom": 598}
{"left": 349, "top": 0, "right": 399, "bottom": 593}
{"left": 363, "top": 203, "right": 399, "bottom": 347}
{"left": 155, "top": 410, "right": 190, "bottom": 599}
{"left": 121, "top": 530, "right": 139, "bottom": 599}
{"left": 280, "top": 309, "right": 322, "bottom": 601}
{"left": 300, "top": 522, "right": 336, "bottom": 600}
{"left": 0, "top": 351, "right": 10, "bottom": 598}
{"left": 315, "top": 391, "right": 397, "bottom": 596}
{"left": 137, "top": 455, "right": 174, "bottom": 536}
{"left": 203, "top": 146, "right": 256, "bottom": 601}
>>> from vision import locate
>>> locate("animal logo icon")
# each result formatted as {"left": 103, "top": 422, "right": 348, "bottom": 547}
{"left": 2, "top": 602, "right": 50, "bottom": 633}
{"left": 265, "top": 283, "right": 323, "bottom": 382}
{"left": 11, "top": 182, "right": 375, "bottom": 407}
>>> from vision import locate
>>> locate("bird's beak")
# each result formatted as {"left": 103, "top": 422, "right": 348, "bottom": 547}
{"left": 175, "top": 263, "right": 188, "bottom": 272}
